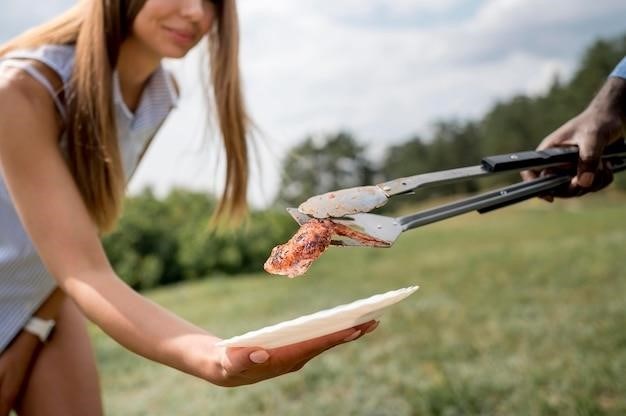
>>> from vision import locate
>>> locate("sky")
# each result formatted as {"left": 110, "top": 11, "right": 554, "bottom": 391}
{"left": 2, "top": 0, "right": 626, "bottom": 207}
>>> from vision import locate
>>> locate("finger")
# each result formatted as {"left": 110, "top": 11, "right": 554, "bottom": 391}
{"left": 226, "top": 320, "right": 381, "bottom": 380}
{"left": 548, "top": 178, "right": 576, "bottom": 199}
{"left": 520, "top": 169, "right": 538, "bottom": 182}
{"left": 575, "top": 132, "right": 606, "bottom": 188}
{"left": 222, "top": 346, "right": 270, "bottom": 376}
{"left": 221, "top": 327, "right": 363, "bottom": 378}
{"left": 588, "top": 161, "right": 614, "bottom": 193}
{"left": 269, "top": 321, "right": 378, "bottom": 366}
{"left": 363, "top": 320, "right": 380, "bottom": 334}
{"left": 535, "top": 117, "right": 581, "bottom": 152}
{"left": 353, "top": 320, "right": 379, "bottom": 335}
{"left": 283, "top": 321, "right": 381, "bottom": 373}
{"left": 524, "top": 168, "right": 556, "bottom": 202}
{"left": 572, "top": 160, "right": 613, "bottom": 191}
{"left": 556, "top": 181, "right": 585, "bottom": 199}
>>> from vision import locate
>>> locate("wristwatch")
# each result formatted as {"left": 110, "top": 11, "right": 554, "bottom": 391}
{"left": 24, "top": 317, "right": 56, "bottom": 343}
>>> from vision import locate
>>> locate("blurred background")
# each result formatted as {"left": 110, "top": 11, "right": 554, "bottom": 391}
{"left": 3, "top": 1, "right": 626, "bottom": 414}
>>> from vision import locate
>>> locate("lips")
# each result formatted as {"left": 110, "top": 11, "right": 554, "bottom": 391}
{"left": 164, "top": 26, "right": 197, "bottom": 44}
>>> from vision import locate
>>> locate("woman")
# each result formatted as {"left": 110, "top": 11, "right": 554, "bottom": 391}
{"left": 0, "top": 1, "right": 377, "bottom": 414}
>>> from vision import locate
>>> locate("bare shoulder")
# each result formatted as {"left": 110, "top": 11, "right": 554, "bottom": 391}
{"left": 0, "top": 60, "right": 62, "bottom": 139}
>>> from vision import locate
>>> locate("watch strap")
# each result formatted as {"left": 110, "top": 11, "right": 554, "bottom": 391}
{"left": 24, "top": 317, "right": 56, "bottom": 343}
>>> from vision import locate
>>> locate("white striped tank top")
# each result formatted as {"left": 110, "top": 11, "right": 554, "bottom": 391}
{"left": 0, "top": 44, "right": 178, "bottom": 352}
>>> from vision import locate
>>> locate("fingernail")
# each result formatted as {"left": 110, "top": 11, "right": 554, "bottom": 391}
{"left": 365, "top": 321, "right": 380, "bottom": 334}
{"left": 343, "top": 330, "right": 361, "bottom": 342}
{"left": 249, "top": 350, "right": 269, "bottom": 364}
{"left": 579, "top": 172, "right": 594, "bottom": 187}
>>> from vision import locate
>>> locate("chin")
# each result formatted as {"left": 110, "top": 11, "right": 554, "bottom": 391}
{"left": 159, "top": 45, "right": 194, "bottom": 59}
{"left": 162, "top": 49, "right": 189, "bottom": 59}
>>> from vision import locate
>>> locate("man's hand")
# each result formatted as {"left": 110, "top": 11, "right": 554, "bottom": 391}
{"left": 0, "top": 332, "right": 40, "bottom": 416}
{"left": 522, "top": 77, "right": 626, "bottom": 199}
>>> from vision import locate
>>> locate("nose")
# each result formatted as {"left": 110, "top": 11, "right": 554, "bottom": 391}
{"left": 180, "top": 0, "right": 206, "bottom": 22}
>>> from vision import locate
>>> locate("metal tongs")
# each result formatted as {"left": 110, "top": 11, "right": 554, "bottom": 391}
{"left": 287, "top": 141, "right": 626, "bottom": 247}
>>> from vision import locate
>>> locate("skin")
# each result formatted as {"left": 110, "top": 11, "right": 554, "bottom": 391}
{"left": 117, "top": 0, "right": 215, "bottom": 111}
{"left": 0, "top": 1, "right": 378, "bottom": 414}
{"left": 521, "top": 77, "right": 626, "bottom": 200}
{"left": 0, "top": 289, "right": 68, "bottom": 416}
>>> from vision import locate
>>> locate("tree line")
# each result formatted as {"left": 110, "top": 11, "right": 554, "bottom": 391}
{"left": 105, "top": 34, "right": 626, "bottom": 290}
{"left": 278, "top": 34, "right": 626, "bottom": 207}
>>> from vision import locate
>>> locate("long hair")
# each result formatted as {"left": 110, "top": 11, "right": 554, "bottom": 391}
{"left": 0, "top": 0, "right": 250, "bottom": 232}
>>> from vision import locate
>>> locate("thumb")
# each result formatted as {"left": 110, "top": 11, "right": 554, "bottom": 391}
{"left": 223, "top": 347, "right": 270, "bottom": 374}
{"left": 576, "top": 135, "right": 605, "bottom": 188}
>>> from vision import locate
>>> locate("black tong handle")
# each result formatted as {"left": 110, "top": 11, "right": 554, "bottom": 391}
{"left": 481, "top": 140, "right": 626, "bottom": 172}
{"left": 477, "top": 158, "right": 626, "bottom": 214}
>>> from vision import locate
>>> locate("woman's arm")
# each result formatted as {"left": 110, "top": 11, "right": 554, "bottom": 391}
{"left": 0, "top": 67, "right": 220, "bottom": 377}
{"left": 0, "top": 69, "right": 376, "bottom": 387}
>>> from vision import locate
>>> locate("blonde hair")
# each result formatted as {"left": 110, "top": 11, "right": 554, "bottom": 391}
{"left": 0, "top": 0, "right": 250, "bottom": 232}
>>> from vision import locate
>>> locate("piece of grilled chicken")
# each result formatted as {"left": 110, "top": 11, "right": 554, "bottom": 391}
{"left": 264, "top": 219, "right": 387, "bottom": 277}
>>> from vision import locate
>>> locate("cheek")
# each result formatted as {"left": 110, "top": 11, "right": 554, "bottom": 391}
{"left": 200, "top": 7, "right": 216, "bottom": 35}
{"left": 138, "top": 0, "right": 177, "bottom": 17}
{"left": 132, "top": 0, "right": 176, "bottom": 35}
{"left": 132, "top": 10, "right": 160, "bottom": 41}
{"left": 131, "top": 16, "right": 158, "bottom": 48}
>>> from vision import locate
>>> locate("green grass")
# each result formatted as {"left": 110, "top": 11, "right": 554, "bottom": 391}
{"left": 92, "top": 193, "right": 626, "bottom": 415}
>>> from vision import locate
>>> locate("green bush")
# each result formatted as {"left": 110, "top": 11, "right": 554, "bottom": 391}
{"left": 103, "top": 189, "right": 296, "bottom": 290}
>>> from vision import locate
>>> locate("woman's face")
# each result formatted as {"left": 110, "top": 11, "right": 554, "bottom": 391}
{"left": 131, "top": 0, "right": 216, "bottom": 59}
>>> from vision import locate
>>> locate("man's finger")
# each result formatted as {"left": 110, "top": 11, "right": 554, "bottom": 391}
{"left": 575, "top": 161, "right": 597, "bottom": 188}
{"left": 588, "top": 161, "right": 614, "bottom": 192}
{"left": 520, "top": 169, "right": 538, "bottom": 182}
{"left": 576, "top": 133, "right": 606, "bottom": 188}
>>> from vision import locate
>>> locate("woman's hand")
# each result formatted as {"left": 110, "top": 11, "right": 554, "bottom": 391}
{"left": 198, "top": 320, "right": 379, "bottom": 387}
{"left": 521, "top": 77, "right": 626, "bottom": 200}
{"left": 0, "top": 332, "right": 40, "bottom": 416}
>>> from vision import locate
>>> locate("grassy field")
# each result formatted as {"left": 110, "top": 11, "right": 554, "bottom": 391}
{"left": 92, "top": 193, "right": 626, "bottom": 415}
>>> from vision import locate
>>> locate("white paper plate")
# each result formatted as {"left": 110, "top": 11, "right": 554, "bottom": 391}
{"left": 216, "top": 285, "right": 419, "bottom": 349}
